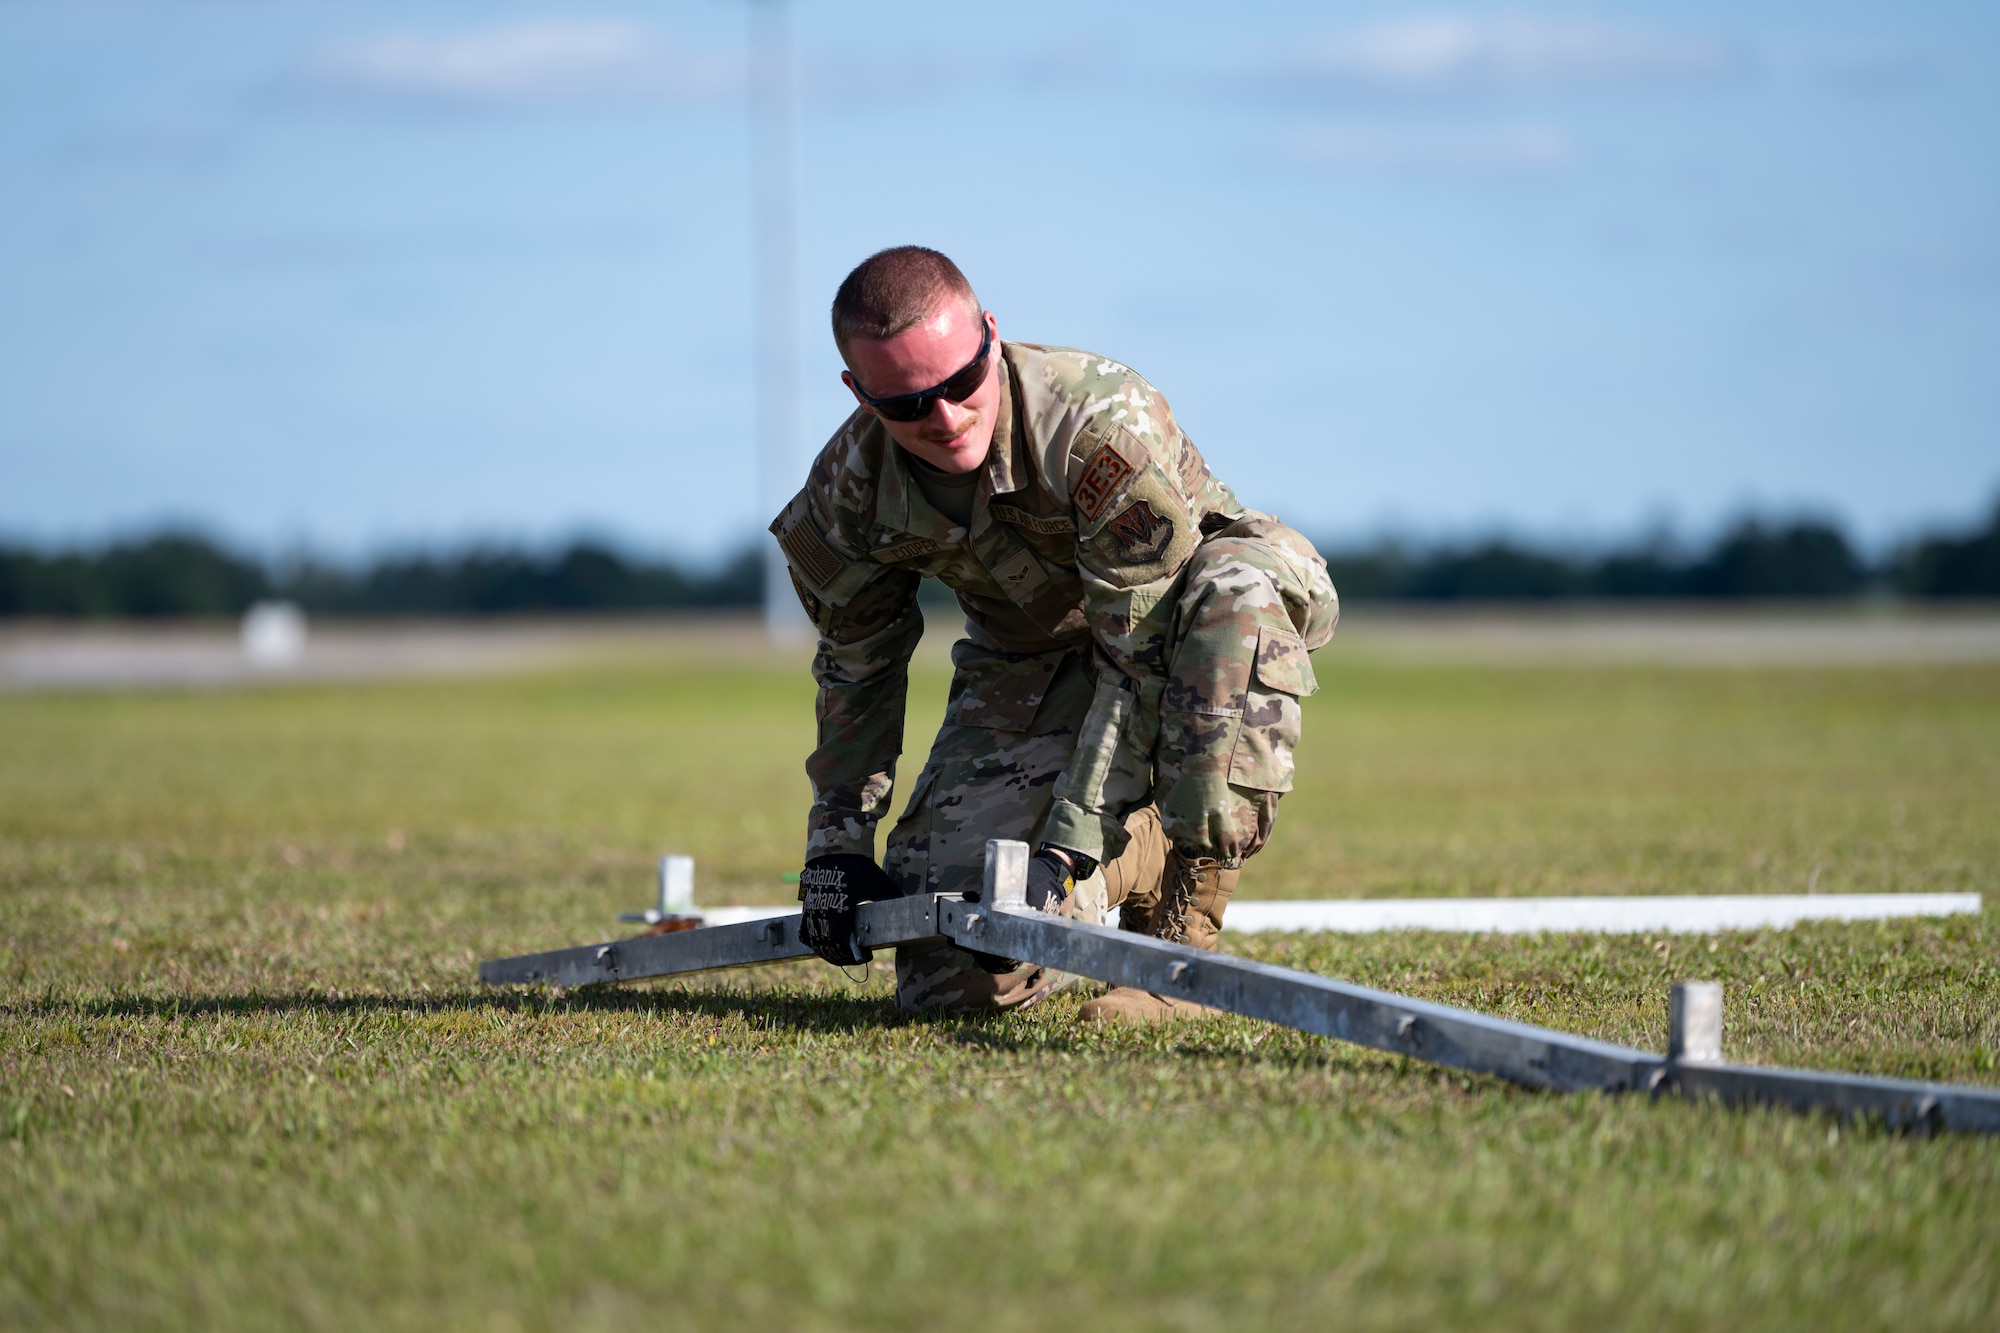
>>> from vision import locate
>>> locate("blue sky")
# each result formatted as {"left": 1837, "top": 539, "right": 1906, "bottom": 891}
{"left": 2, "top": 0, "right": 1995, "bottom": 560}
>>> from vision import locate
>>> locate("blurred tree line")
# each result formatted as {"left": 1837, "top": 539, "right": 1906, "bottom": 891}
{"left": 0, "top": 537, "right": 761, "bottom": 618}
{"left": 1322, "top": 506, "right": 2000, "bottom": 602}
{"left": 1, "top": 505, "right": 1995, "bottom": 618}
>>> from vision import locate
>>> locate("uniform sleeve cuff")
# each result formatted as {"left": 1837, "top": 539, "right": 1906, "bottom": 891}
{"left": 805, "top": 816, "right": 877, "bottom": 860}
{"left": 1040, "top": 800, "right": 1112, "bottom": 863}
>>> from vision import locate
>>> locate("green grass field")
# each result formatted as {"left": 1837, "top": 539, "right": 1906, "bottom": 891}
{"left": 3, "top": 629, "right": 1997, "bottom": 1330}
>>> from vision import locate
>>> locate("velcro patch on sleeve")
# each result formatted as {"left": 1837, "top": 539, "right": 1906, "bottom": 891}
{"left": 777, "top": 514, "right": 846, "bottom": 590}
{"left": 1080, "top": 464, "right": 1200, "bottom": 589}
{"left": 1072, "top": 440, "right": 1136, "bottom": 524}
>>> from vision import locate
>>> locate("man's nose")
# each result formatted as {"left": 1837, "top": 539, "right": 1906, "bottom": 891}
{"left": 930, "top": 397, "right": 972, "bottom": 432}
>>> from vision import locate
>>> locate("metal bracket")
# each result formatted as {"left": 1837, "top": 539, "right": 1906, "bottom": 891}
{"left": 982, "top": 839, "right": 1030, "bottom": 911}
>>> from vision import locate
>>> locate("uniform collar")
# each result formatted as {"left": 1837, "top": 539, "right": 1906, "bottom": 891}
{"left": 984, "top": 349, "right": 1025, "bottom": 497}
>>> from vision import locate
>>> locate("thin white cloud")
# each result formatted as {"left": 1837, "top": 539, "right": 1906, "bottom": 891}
{"left": 295, "top": 20, "right": 738, "bottom": 105}
{"left": 1288, "top": 123, "right": 1573, "bottom": 170}
{"left": 1296, "top": 15, "right": 1739, "bottom": 92}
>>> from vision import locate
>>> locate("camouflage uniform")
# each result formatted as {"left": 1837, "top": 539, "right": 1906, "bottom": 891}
{"left": 771, "top": 343, "right": 1338, "bottom": 1011}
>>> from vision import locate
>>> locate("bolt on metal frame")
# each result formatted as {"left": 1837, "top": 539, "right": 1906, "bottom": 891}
{"left": 480, "top": 840, "right": 2000, "bottom": 1136}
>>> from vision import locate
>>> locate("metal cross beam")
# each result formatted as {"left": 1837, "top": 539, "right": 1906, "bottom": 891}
{"left": 478, "top": 892, "right": 936, "bottom": 989}
{"left": 478, "top": 841, "right": 2000, "bottom": 1136}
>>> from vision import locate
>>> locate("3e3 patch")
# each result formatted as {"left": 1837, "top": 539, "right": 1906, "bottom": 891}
{"left": 1105, "top": 499, "right": 1175, "bottom": 563}
{"left": 1072, "top": 443, "right": 1136, "bottom": 523}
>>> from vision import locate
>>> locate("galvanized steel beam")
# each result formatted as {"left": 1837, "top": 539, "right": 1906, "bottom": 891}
{"left": 478, "top": 841, "right": 2000, "bottom": 1134}
{"left": 1661, "top": 1061, "right": 2000, "bottom": 1136}
{"left": 939, "top": 897, "right": 1663, "bottom": 1093}
{"left": 477, "top": 893, "right": 941, "bottom": 988}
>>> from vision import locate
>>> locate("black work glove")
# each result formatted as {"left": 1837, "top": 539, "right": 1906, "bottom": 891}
{"left": 1025, "top": 847, "right": 1088, "bottom": 913}
{"left": 964, "top": 846, "right": 1096, "bottom": 909}
{"left": 798, "top": 854, "right": 897, "bottom": 967}
{"left": 967, "top": 847, "right": 1094, "bottom": 973}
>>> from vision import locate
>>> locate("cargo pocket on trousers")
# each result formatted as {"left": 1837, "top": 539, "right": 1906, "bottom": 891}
{"left": 944, "top": 650, "right": 1064, "bottom": 732}
{"left": 883, "top": 767, "right": 940, "bottom": 894}
{"left": 1226, "top": 625, "right": 1316, "bottom": 792}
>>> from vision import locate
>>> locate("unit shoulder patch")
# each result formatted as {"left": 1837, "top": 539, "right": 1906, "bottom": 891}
{"left": 1104, "top": 499, "right": 1176, "bottom": 564}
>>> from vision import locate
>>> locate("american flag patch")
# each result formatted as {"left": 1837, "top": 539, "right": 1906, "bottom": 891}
{"left": 778, "top": 518, "right": 844, "bottom": 589}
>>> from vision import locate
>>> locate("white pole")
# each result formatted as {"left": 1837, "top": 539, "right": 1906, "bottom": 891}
{"left": 752, "top": 0, "right": 811, "bottom": 642}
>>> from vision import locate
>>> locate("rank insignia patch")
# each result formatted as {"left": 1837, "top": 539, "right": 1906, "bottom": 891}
{"left": 1105, "top": 499, "right": 1175, "bottom": 564}
{"left": 989, "top": 548, "right": 1051, "bottom": 599}
{"left": 1072, "top": 443, "right": 1136, "bottom": 523}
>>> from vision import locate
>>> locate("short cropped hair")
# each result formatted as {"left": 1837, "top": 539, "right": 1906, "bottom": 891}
{"left": 830, "top": 246, "right": 979, "bottom": 360}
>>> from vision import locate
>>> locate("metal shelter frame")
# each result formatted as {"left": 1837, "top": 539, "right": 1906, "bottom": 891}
{"left": 480, "top": 841, "right": 2000, "bottom": 1136}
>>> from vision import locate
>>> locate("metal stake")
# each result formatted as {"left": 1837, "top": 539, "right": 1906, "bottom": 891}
{"left": 619, "top": 853, "right": 701, "bottom": 928}
{"left": 1669, "top": 981, "right": 1724, "bottom": 1063}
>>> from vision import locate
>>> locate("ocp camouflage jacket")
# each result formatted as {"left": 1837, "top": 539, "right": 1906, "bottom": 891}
{"left": 770, "top": 341, "right": 1254, "bottom": 863}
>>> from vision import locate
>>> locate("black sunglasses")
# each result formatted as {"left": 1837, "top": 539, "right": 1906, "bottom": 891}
{"left": 850, "top": 318, "right": 992, "bottom": 423}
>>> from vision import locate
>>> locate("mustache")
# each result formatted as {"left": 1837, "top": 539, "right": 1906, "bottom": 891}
{"left": 918, "top": 412, "right": 979, "bottom": 444}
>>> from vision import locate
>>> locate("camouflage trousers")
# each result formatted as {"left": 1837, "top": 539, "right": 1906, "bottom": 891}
{"left": 887, "top": 520, "right": 1337, "bottom": 1012}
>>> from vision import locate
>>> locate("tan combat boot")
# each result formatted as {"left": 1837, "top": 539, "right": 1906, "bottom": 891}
{"left": 1080, "top": 850, "right": 1238, "bottom": 1023}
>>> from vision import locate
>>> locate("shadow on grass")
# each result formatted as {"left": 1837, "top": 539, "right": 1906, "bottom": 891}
{"left": 6, "top": 982, "right": 1364, "bottom": 1067}
{"left": 6, "top": 982, "right": 1136, "bottom": 1040}
{"left": 9, "top": 983, "right": 902, "bottom": 1030}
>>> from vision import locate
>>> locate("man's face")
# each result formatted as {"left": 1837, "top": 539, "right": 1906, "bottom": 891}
{"left": 841, "top": 300, "right": 1000, "bottom": 476}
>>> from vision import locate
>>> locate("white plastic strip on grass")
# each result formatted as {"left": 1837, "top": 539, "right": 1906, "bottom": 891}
{"left": 1226, "top": 893, "right": 1982, "bottom": 934}
{"left": 700, "top": 905, "right": 801, "bottom": 926}
{"left": 697, "top": 894, "right": 1980, "bottom": 935}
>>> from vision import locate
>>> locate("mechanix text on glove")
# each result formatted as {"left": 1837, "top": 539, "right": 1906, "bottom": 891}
{"left": 797, "top": 853, "right": 895, "bottom": 967}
